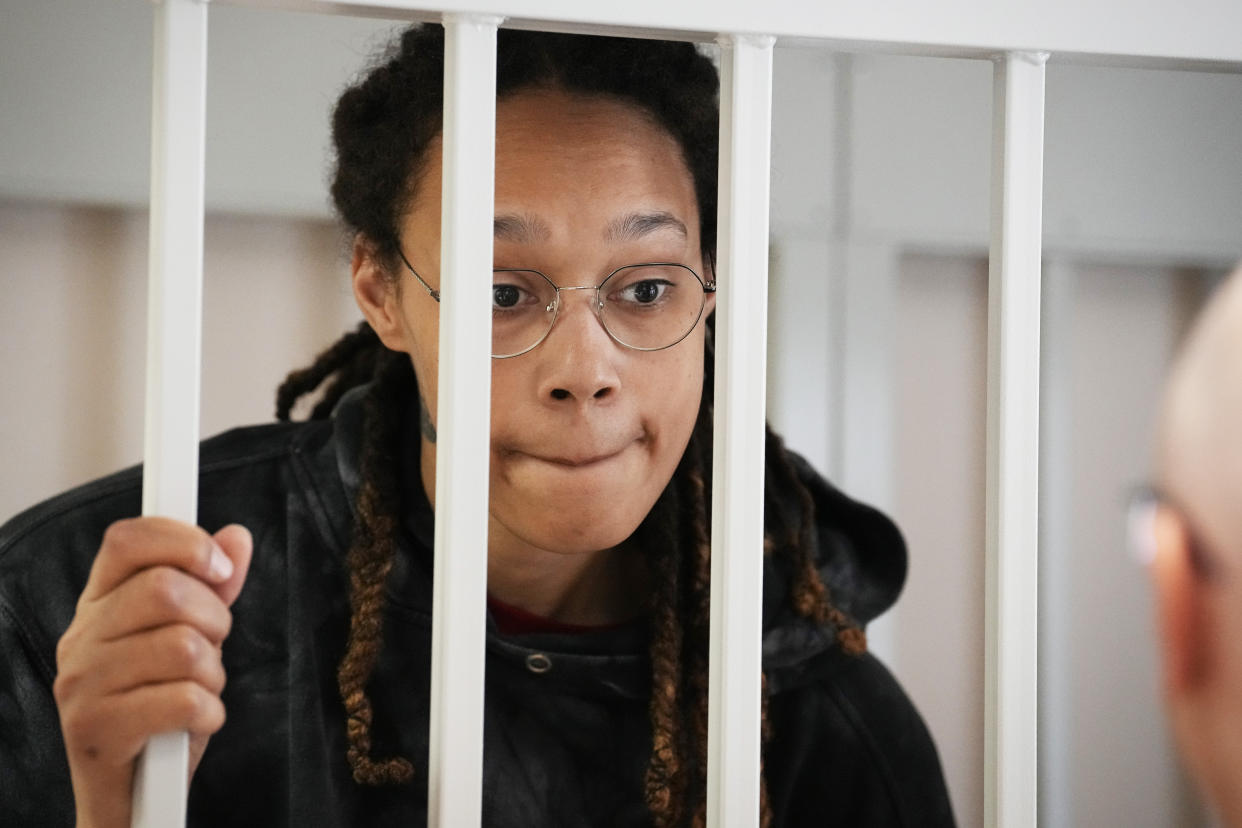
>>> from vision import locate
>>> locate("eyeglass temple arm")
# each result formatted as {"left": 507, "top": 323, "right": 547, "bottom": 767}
{"left": 399, "top": 249, "right": 442, "bottom": 302}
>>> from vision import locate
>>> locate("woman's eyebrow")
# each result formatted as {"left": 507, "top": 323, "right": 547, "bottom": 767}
{"left": 605, "top": 211, "right": 688, "bottom": 243}
{"left": 492, "top": 211, "right": 687, "bottom": 244}
{"left": 494, "top": 213, "right": 550, "bottom": 243}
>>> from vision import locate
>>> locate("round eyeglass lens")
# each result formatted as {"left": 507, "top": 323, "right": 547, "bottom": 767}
{"left": 598, "top": 264, "right": 706, "bottom": 350}
{"left": 492, "top": 269, "right": 557, "bottom": 358}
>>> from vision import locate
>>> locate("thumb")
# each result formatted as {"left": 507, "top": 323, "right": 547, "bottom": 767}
{"left": 210, "top": 524, "right": 253, "bottom": 607}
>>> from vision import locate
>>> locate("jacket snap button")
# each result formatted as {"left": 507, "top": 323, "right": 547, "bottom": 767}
{"left": 525, "top": 653, "right": 552, "bottom": 674}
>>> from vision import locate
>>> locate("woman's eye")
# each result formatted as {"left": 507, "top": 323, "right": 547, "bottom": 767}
{"left": 493, "top": 283, "right": 523, "bottom": 309}
{"left": 618, "top": 280, "right": 670, "bottom": 305}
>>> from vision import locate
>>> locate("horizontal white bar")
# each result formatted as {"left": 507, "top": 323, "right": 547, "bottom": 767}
{"left": 984, "top": 50, "right": 1046, "bottom": 828}
{"left": 222, "top": 0, "right": 1242, "bottom": 67}
{"left": 426, "top": 13, "right": 500, "bottom": 828}
{"left": 132, "top": 0, "right": 209, "bottom": 826}
{"left": 708, "top": 32, "right": 774, "bottom": 828}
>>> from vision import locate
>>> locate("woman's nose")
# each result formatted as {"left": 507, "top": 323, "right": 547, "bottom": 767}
{"left": 536, "top": 290, "right": 621, "bottom": 404}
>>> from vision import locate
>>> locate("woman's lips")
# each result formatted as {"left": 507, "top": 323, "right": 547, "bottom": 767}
{"left": 509, "top": 434, "right": 643, "bottom": 469}
{"left": 529, "top": 446, "right": 625, "bottom": 468}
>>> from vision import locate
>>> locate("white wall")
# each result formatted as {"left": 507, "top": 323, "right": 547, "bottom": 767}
{"left": 0, "top": 200, "right": 359, "bottom": 519}
{"left": 891, "top": 253, "right": 989, "bottom": 828}
{"left": 0, "top": 1, "right": 400, "bottom": 214}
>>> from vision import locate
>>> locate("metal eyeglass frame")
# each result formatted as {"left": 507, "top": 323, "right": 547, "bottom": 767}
{"left": 1127, "top": 484, "right": 1224, "bottom": 579}
{"left": 397, "top": 248, "right": 717, "bottom": 359}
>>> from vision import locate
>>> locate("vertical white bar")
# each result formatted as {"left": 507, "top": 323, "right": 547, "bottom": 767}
{"left": 984, "top": 50, "right": 1046, "bottom": 828}
{"left": 708, "top": 33, "right": 774, "bottom": 828}
{"left": 131, "top": 1, "right": 208, "bottom": 827}
{"left": 427, "top": 14, "right": 500, "bottom": 828}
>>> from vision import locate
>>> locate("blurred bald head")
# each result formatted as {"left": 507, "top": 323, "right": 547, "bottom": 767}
{"left": 1152, "top": 263, "right": 1242, "bottom": 827}
{"left": 1158, "top": 265, "right": 1242, "bottom": 559}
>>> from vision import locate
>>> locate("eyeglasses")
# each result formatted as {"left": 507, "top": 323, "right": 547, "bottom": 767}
{"left": 1126, "top": 485, "right": 1221, "bottom": 579}
{"left": 398, "top": 250, "right": 716, "bottom": 359}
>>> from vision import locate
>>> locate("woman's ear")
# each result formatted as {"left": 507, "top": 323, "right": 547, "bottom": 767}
{"left": 1152, "top": 507, "right": 1213, "bottom": 698}
{"left": 351, "top": 234, "right": 409, "bottom": 353}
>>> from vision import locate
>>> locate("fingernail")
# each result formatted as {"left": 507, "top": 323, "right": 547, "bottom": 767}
{"left": 208, "top": 545, "right": 234, "bottom": 581}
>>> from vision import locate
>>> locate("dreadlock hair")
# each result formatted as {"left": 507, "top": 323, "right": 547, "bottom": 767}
{"left": 278, "top": 23, "right": 866, "bottom": 826}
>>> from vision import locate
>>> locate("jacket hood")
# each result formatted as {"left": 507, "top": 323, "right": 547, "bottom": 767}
{"left": 760, "top": 452, "right": 907, "bottom": 678}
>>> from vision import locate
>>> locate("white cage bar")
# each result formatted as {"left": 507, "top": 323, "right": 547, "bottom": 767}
{"left": 984, "top": 51, "right": 1047, "bottom": 828}
{"left": 133, "top": 1, "right": 1242, "bottom": 827}
{"left": 132, "top": 0, "right": 208, "bottom": 825}
{"left": 707, "top": 33, "right": 775, "bottom": 828}
{"left": 277, "top": 0, "right": 1242, "bottom": 65}
{"left": 426, "top": 14, "right": 500, "bottom": 828}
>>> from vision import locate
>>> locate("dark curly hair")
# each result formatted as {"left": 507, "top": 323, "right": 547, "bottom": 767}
{"left": 331, "top": 25, "right": 718, "bottom": 270}
{"left": 279, "top": 24, "right": 863, "bottom": 828}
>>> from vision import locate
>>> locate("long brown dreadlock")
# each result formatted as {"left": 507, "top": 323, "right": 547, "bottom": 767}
{"left": 281, "top": 24, "right": 866, "bottom": 827}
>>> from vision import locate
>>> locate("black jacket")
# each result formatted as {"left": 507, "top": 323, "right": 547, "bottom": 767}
{"left": 0, "top": 388, "right": 955, "bottom": 827}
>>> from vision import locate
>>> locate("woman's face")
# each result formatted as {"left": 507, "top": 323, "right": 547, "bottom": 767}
{"left": 356, "top": 88, "right": 711, "bottom": 558}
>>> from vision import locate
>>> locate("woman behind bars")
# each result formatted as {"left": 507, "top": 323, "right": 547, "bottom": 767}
{"left": 0, "top": 26, "right": 954, "bottom": 827}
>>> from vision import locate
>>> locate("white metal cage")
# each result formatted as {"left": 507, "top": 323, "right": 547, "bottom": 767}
{"left": 131, "top": 1, "right": 1242, "bottom": 826}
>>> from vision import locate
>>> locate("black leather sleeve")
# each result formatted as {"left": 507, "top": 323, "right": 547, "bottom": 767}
{"left": 0, "top": 593, "right": 75, "bottom": 827}
{"left": 0, "top": 468, "right": 144, "bottom": 827}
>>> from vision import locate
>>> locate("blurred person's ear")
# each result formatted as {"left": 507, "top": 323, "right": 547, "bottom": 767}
{"left": 1151, "top": 507, "right": 1215, "bottom": 697}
